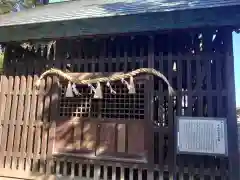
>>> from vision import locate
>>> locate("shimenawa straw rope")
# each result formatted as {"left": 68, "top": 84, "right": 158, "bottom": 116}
{"left": 34, "top": 68, "right": 175, "bottom": 96}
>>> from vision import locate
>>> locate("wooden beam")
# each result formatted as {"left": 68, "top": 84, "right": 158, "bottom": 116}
{"left": 0, "top": 5, "right": 240, "bottom": 42}
{"left": 225, "top": 27, "right": 240, "bottom": 180}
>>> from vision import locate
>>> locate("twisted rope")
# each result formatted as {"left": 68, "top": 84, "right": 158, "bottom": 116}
{"left": 35, "top": 68, "right": 175, "bottom": 96}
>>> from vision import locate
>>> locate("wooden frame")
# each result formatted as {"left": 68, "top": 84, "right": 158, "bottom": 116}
{"left": 51, "top": 73, "right": 151, "bottom": 164}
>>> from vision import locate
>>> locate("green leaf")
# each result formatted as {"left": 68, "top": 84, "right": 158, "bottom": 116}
{"left": 0, "top": 52, "right": 4, "bottom": 73}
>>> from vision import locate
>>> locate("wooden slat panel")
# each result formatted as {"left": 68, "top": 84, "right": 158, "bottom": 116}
{"left": 157, "top": 52, "right": 165, "bottom": 169}
{"left": 127, "top": 122, "right": 145, "bottom": 156}
{"left": 0, "top": 76, "right": 13, "bottom": 168}
{"left": 32, "top": 77, "right": 45, "bottom": 174}
{"left": 166, "top": 52, "right": 175, "bottom": 180}
{"left": 94, "top": 164, "right": 100, "bottom": 180}
{"left": 12, "top": 76, "right": 26, "bottom": 170}
{"left": 73, "top": 119, "right": 83, "bottom": 151}
{"left": 81, "top": 121, "right": 97, "bottom": 152}
{"left": 117, "top": 124, "right": 126, "bottom": 153}
{"left": 46, "top": 76, "right": 60, "bottom": 174}
{"left": 40, "top": 76, "right": 52, "bottom": 173}
{"left": 53, "top": 118, "right": 74, "bottom": 154}
{"left": 112, "top": 166, "right": 116, "bottom": 180}
{"left": 0, "top": 76, "right": 7, "bottom": 123}
{"left": 46, "top": 123, "right": 55, "bottom": 174}
{"left": 26, "top": 75, "right": 37, "bottom": 171}
{"left": 0, "top": 76, "right": 8, "bottom": 169}
{"left": 97, "top": 123, "right": 116, "bottom": 155}
{"left": 6, "top": 76, "right": 20, "bottom": 168}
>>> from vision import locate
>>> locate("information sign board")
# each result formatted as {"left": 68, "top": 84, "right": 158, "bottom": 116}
{"left": 176, "top": 117, "right": 228, "bottom": 156}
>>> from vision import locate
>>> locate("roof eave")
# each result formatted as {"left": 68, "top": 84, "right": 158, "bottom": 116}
{"left": 0, "top": 5, "right": 240, "bottom": 42}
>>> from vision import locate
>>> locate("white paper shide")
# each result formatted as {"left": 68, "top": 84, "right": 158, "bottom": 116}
{"left": 177, "top": 117, "right": 227, "bottom": 156}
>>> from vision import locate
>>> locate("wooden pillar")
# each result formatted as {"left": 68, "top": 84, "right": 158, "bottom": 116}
{"left": 146, "top": 35, "right": 154, "bottom": 168}
{"left": 225, "top": 27, "right": 240, "bottom": 180}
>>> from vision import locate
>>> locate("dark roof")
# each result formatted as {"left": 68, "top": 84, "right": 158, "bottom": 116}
{"left": 0, "top": 0, "right": 240, "bottom": 27}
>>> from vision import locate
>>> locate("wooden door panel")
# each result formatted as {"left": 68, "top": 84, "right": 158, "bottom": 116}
{"left": 73, "top": 119, "right": 83, "bottom": 151}
{"left": 80, "top": 121, "right": 97, "bottom": 152}
{"left": 52, "top": 118, "right": 147, "bottom": 163}
{"left": 97, "top": 123, "right": 116, "bottom": 155}
{"left": 117, "top": 124, "right": 126, "bottom": 153}
{"left": 53, "top": 118, "right": 74, "bottom": 154}
{"left": 127, "top": 121, "right": 145, "bottom": 156}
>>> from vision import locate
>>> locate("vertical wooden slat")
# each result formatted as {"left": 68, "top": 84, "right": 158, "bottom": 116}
{"left": 94, "top": 164, "right": 100, "bottom": 180}
{"left": 46, "top": 122, "right": 55, "bottom": 175}
{"left": 33, "top": 77, "right": 45, "bottom": 173}
{"left": 129, "top": 168, "right": 134, "bottom": 180}
{"left": 117, "top": 124, "right": 126, "bottom": 153}
{"left": 216, "top": 56, "right": 223, "bottom": 117}
{"left": 70, "top": 161, "right": 75, "bottom": 178}
{"left": 0, "top": 76, "right": 8, "bottom": 168}
{"left": 86, "top": 164, "right": 91, "bottom": 178}
{"left": 6, "top": 76, "right": 20, "bottom": 169}
{"left": 0, "top": 76, "right": 7, "bottom": 123}
{"left": 63, "top": 161, "right": 67, "bottom": 176}
{"left": 32, "top": 76, "right": 44, "bottom": 173}
{"left": 12, "top": 76, "right": 26, "bottom": 170}
{"left": 99, "top": 39, "right": 105, "bottom": 72}
{"left": 158, "top": 52, "right": 165, "bottom": 174}
{"left": 167, "top": 52, "right": 175, "bottom": 180}
{"left": 123, "top": 38, "right": 128, "bottom": 73}
{"left": 217, "top": 55, "right": 226, "bottom": 179}
{"left": 194, "top": 54, "right": 205, "bottom": 180}
{"left": 207, "top": 68, "right": 215, "bottom": 179}
{"left": 40, "top": 76, "right": 52, "bottom": 173}
{"left": 107, "top": 38, "right": 113, "bottom": 73}
{"left": 139, "top": 43, "right": 144, "bottom": 68}
{"left": 25, "top": 76, "right": 36, "bottom": 171}
{"left": 146, "top": 35, "right": 154, "bottom": 166}
{"left": 195, "top": 54, "right": 202, "bottom": 90}
{"left": 120, "top": 167, "right": 125, "bottom": 180}
{"left": 148, "top": 170, "right": 154, "bottom": 180}
{"left": 103, "top": 165, "right": 108, "bottom": 180}
{"left": 78, "top": 163, "right": 82, "bottom": 178}
{"left": 0, "top": 76, "right": 13, "bottom": 168}
{"left": 131, "top": 37, "right": 136, "bottom": 70}
{"left": 138, "top": 169, "right": 142, "bottom": 180}
{"left": 47, "top": 76, "right": 59, "bottom": 175}
{"left": 206, "top": 57, "right": 212, "bottom": 117}
{"left": 115, "top": 38, "right": 121, "bottom": 72}
{"left": 112, "top": 166, "right": 116, "bottom": 180}
{"left": 187, "top": 55, "right": 193, "bottom": 116}
{"left": 158, "top": 170, "right": 164, "bottom": 180}
{"left": 56, "top": 159, "right": 61, "bottom": 176}
{"left": 187, "top": 54, "right": 195, "bottom": 180}
{"left": 176, "top": 53, "right": 183, "bottom": 180}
